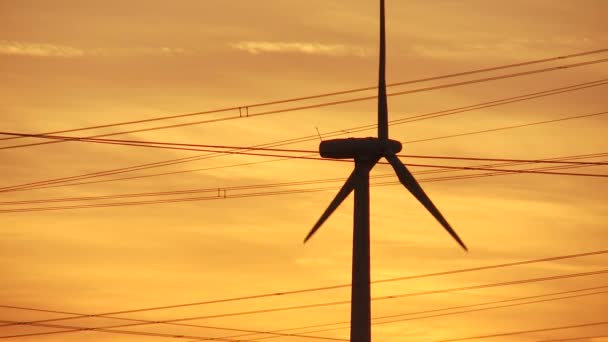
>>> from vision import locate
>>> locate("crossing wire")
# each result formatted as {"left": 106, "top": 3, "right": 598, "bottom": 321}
{"left": 265, "top": 80, "right": 608, "bottom": 146}
{"left": 0, "top": 319, "right": 346, "bottom": 342}
{"left": 5, "top": 287, "right": 608, "bottom": 342}
{"left": 9, "top": 147, "right": 606, "bottom": 197}
{"left": 4, "top": 79, "right": 606, "bottom": 194}
{"left": 234, "top": 288, "right": 608, "bottom": 340}
{"left": 1, "top": 79, "right": 606, "bottom": 194}
{"left": 1, "top": 250, "right": 606, "bottom": 329}
{"left": 1, "top": 171, "right": 606, "bottom": 213}
{"left": 537, "top": 335, "right": 608, "bottom": 342}
{"left": 2, "top": 131, "right": 608, "bottom": 173}
{"left": 2, "top": 58, "right": 608, "bottom": 151}
{"left": 0, "top": 152, "right": 606, "bottom": 208}
{"left": 3, "top": 271, "right": 608, "bottom": 340}
{"left": 122, "top": 270, "right": 608, "bottom": 322}
{"left": 6, "top": 151, "right": 607, "bottom": 194}
{"left": 0, "top": 156, "right": 606, "bottom": 214}
{"left": 402, "top": 110, "right": 608, "bottom": 144}
{"left": 0, "top": 170, "right": 605, "bottom": 213}
{"left": 3, "top": 114, "right": 608, "bottom": 165}
{"left": 2, "top": 48, "right": 606, "bottom": 144}
{"left": 434, "top": 321, "right": 608, "bottom": 342}
{"left": 0, "top": 135, "right": 318, "bottom": 154}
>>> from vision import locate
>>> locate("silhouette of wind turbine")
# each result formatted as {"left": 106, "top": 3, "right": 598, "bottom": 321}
{"left": 303, "top": 1, "right": 467, "bottom": 341}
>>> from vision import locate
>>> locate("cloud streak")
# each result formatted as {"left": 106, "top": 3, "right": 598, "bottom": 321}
{"left": 409, "top": 36, "right": 608, "bottom": 60}
{"left": 1, "top": 40, "right": 372, "bottom": 59}
{"left": 0, "top": 41, "right": 85, "bottom": 57}
{"left": 230, "top": 41, "right": 370, "bottom": 57}
{"left": 0, "top": 41, "right": 189, "bottom": 58}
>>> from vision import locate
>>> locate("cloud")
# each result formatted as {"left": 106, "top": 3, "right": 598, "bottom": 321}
{"left": 1, "top": 40, "right": 372, "bottom": 59}
{"left": 0, "top": 41, "right": 189, "bottom": 58}
{"left": 94, "top": 46, "right": 189, "bottom": 57}
{"left": 408, "top": 36, "right": 608, "bottom": 61}
{"left": 0, "top": 40, "right": 85, "bottom": 57}
{"left": 230, "top": 40, "right": 371, "bottom": 57}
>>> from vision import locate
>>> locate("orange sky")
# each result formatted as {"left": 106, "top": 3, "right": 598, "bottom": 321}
{"left": 1, "top": 1, "right": 607, "bottom": 341}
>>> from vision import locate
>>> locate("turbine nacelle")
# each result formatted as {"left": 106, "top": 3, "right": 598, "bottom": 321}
{"left": 319, "top": 137, "right": 402, "bottom": 159}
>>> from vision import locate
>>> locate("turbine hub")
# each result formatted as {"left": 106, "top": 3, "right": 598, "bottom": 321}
{"left": 319, "top": 137, "right": 402, "bottom": 159}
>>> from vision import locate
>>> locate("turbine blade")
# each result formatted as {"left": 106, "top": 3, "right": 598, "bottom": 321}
{"left": 304, "top": 169, "right": 358, "bottom": 243}
{"left": 378, "top": 0, "right": 389, "bottom": 141}
{"left": 385, "top": 152, "right": 468, "bottom": 251}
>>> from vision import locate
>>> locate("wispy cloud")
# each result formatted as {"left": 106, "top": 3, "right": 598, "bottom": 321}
{"left": 409, "top": 36, "right": 608, "bottom": 60}
{"left": 1, "top": 40, "right": 371, "bottom": 59}
{"left": 95, "top": 46, "right": 189, "bottom": 57}
{"left": 230, "top": 41, "right": 370, "bottom": 57}
{"left": 0, "top": 41, "right": 85, "bottom": 57}
{"left": 0, "top": 40, "right": 190, "bottom": 58}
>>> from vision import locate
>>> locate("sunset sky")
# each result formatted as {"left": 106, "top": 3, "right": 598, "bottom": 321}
{"left": 1, "top": 1, "right": 607, "bottom": 341}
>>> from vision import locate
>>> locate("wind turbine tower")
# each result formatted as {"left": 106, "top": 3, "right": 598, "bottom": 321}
{"left": 303, "top": 1, "right": 468, "bottom": 341}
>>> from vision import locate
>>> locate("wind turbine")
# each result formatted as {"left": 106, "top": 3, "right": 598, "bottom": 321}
{"left": 303, "top": 1, "right": 468, "bottom": 341}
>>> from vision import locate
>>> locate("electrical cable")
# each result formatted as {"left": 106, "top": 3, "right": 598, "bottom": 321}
{"left": 2, "top": 250, "right": 606, "bottom": 326}
{"left": 0, "top": 153, "right": 606, "bottom": 207}
{"left": 242, "top": 289, "right": 608, "bottom": 340}
{"left": 3, "top": 270, "right": 607, "bottom": 339}
{"left": 0, "top": 319, "right": 346, "bottom": 341}
{"left": 2, "top": 125, "right": 608, "bottom": 170}
{"left": 0, "top": 156, "right": 606, "bottom": 213}
{"left": 434, "top": 321, "right": 608, "bottom": 342}
{"left": 2, "top": 48, "right": 606, "bottom": 144}
{"left": 5, "top": 288, "right": 608, "bottom": 342}
{"left": 2, "top": 79, "right": 606, "bottom": 193}
{"left": 11, "top": 150, "right": 607, "bottom": 197}
{"left": 536, "top": 334, "right": 608, "bottom": 342}
{"left": 2, "top": 58, "right": 607, "bottom": 151}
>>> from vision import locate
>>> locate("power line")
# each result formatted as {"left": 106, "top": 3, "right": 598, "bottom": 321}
{"left": 400, "top": 154, "right": 608, "bottom": 166}
{"left": 6, "top": 79, "right": 606, "bottom": 194}
{"left": 2, "top": 132, "right": 607, "bottom": 181}
{"left": 0, "top": 132, "right": 326, "bottom": 161}
{"left": 400, "top": 162, "right": 602, "bottom": 187}
{"left": 2, "top": 250, "right": 606, "bottom": 329}
{"left": 0, "top": 157, "right": 605, "bottom": 214}
{"left": 0, "top": 154, "right": 606, "bottom": 207}
{"left": 1, "top": 320, "right": 345, "bottom": 342}
{"left": 94, "top": 87, "right": 608, "bottom": 157}
{"left": 13, "top": 149, "right": 607, "bottom": 197}
{"left": 370, "top": 290, "right": 608, "bottom": 330}
{"left": 2, "top": 48, "right": 606, "bottom": 144}
{"left": 5, "top": 287, "right": 608, "bottom": 342}
{"left": 0, "top": 134, "right": 318, "bottom": 154}
{"left": 405, "top": 162, "right": 607, "bottom": 177}
{"left": 536, "top": 335, "right": 608, "bottom": 342}
{"left": 3, "top": 124, "right": 608, "bottom": 170}
{"left": 420, "top": 156, "right": 607, "bottom": 183}
{"left": 3, "top": 269, "right": 607, "bottom": 338}
{"left": 434, "top": 321, "right": 608, "bottom": 342}
{"left": 236, "top": 79, "right": 608, "bottom": 147}
{"left": 193, "top": 270, "right": 608, "bottom": 322}
{"left": 403, "top": 110, "right": 608, "bottom": 144}
{"left": 2, "top": 132, "right": 608, "bottom": 191}
{"left": 242, "top": 288, "right": 608, "bottom": 340}
{"left": 2, "top": 79, "right": 606, "bottom": 194}
{"left": 0, "top": 156, "right": 307, "bottom": 193}
{"left": 1, "top": 170, "right": 605, "bottom": 214}
{"left": 0, "top": 319, "right": 346, "bottom": 341}
{"left": 2, "top": 58, "right": 607, "bottom": 151}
